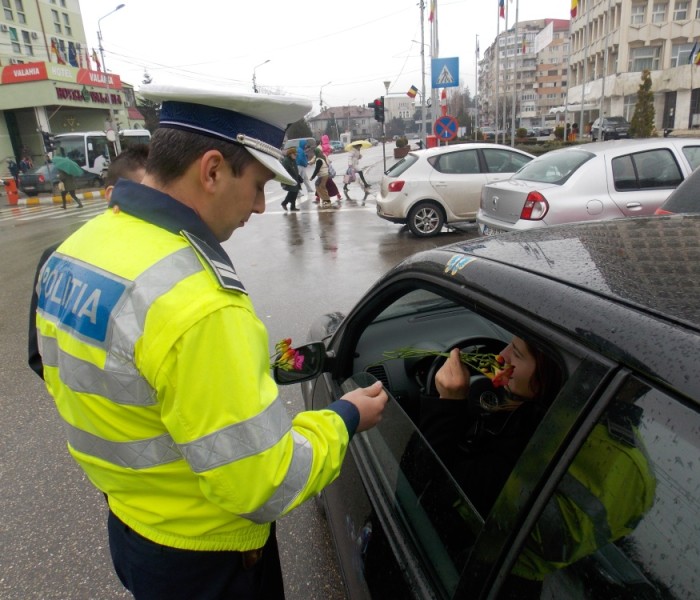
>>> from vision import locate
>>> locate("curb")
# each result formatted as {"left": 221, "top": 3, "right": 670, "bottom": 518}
{"left": 17, "top": 188, "right": 106, "bottom": 207}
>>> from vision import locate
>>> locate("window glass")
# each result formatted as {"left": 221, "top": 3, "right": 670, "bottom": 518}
{"left": 631, "top": 3, "right": 646, "bottom": 24}
{"left": 514, "top": 150, "right": 593, "bottom": 184}
{"left": 433, "top": 149, "right": 480, "bottom": 175}
{"left": 612, "top": 155, "right": 638, "bottom": 191}
{"left": 386, "top": 153, "right": 419, "bottom": 178}
{"left": 660, "top": 167, "right": 700, "bottom": 212}
{"left": 634, "top": 149, "right": 683, "bottom": 189}
{"left": 53, "top": 137, "right": 86, "bottom": 166}
{"left": 682, "top": 145, "right": 700, "bottom": 170}
{"left": 483, "top": 148, "right": 532, "bottom": 174}
{"left": 673, "top": 0, "right": 689, "bottom": 19}
{"left": 532, "top": 377, "right": 700, "bottom": 599}
{"left": 652, "top": 2, "right": 668, "bottom": 22}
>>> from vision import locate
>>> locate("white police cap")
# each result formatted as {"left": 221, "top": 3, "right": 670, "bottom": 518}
{"left": 140, "top": 83, "right": 311, "bottom": 185}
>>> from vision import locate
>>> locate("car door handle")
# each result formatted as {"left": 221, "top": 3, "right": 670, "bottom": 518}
{"left": 626, "top": 202, "right": 642, "bottom": 209}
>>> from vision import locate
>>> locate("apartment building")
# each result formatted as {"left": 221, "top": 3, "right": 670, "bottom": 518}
{"left": 0, "top": 0, "right": 140, "bottom": 166}
{"left": 568, "top": 0, "right": 700, "bottom": 131}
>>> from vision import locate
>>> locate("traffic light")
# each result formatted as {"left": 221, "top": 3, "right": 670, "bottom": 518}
{"left": 368, "top": 97, "right": 385, "bottom": 122}
{"left": 41, "top": 130, "right": 55, "bottom": 153}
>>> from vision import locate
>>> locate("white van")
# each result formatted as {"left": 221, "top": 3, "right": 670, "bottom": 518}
{"left": 53, "top": 131, "right": 115, "bottom": 177}
{"left": 120, "top": 129, "right": 151, "bottom": 149}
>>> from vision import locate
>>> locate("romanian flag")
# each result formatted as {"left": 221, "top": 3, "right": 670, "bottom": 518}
{"left": 571, "top": 0, "right": 578, "bottom": 18}
{"left": 407, "top": 85, "right": 418, "bottom": 98}
{"left": 92, "top": 48, "right": 101, "bottom": 72}
{"left": 695, "top": 51, "right": 700, "bottom": 66}
{"left": 499, "top": 0, "right": 505, "bottom": 19}
{"left": 428, "top": 0, "right": 435, "bottom": 23}
{"left": 689, "top": 42, "right": 699, "bottom": 64}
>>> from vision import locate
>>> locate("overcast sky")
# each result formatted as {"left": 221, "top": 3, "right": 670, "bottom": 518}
{"left": 78, "top": 0, "right": 570, "bottom": 113}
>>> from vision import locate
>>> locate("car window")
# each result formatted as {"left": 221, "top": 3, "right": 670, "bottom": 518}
{"left": 385, "top": 153, "right": 419, "bottom": 177}
{"left": 529, "top": 377, "right": 700, "bottom": 599}
{"left": 514, "top": 150, "right": 593, "bottom": 184}
{"left": 681, "top": 145, "right": 700, "bottom": 170}
{"left": 635, "top": 149, "right": 683, "bottom": 190}
{"left": 482, "top": 148, "right": 533, "bottom": 174}
{"left": 612, "top": 155, "right": 638, "bottom": 191}
{"left": 431, "top": 149, "right": 480, "bottom": 175}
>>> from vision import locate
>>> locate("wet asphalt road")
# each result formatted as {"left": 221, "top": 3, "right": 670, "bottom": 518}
{"left": 0, "top": 144, "right": 479, "bottom": 599}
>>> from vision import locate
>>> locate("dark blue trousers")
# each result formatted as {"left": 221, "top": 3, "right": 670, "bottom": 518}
{"left": 108, "top": 511, "right": 285, "bottom": 600}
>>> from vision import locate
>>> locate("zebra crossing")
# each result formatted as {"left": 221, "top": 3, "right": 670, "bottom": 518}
{"left": 0, "top": 199, "right": 107, "bottom": 224}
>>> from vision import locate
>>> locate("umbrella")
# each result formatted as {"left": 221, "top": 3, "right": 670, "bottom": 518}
{"left": 51, "top": 156, "right": 83, "bottom": 177}
{"left": 344, "top": 139, "right": 372, "bottom": 152}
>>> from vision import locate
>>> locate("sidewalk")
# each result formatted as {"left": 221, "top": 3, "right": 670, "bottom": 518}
{"left": 1, "top": 188, "right": 105, "bottom": 207}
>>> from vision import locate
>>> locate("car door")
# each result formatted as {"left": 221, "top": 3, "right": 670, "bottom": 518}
{"left": 428, "top": 148, "right": 486, "bottom": 219}
{"left": 607, "top": 148, "right": 684, "bottom": 216}
{"left": 308, "top": 277, "right": 615, "bottom": 599}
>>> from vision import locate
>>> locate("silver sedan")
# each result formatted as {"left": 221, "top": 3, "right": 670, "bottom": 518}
{"left": 477, "top": 138, "right": 700, "bottom": 236}
{"left": 376, "top": 143, "right": 534, "bottom": 237}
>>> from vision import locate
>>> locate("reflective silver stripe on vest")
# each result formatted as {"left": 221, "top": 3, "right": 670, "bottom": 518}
{"left": 65, "top": 420, "right": 182, "bottom": 469}
{"left": 179, "top": 400, "right": 292, "bottom": 472}
{"left": 38, "top": 334, "right": 58, "bottom": 368}
{"left": 242, "top": 430, "right": 313, "bottom": 524}
{"left": 40, "top": 248, "right": 203, "bottom": 406}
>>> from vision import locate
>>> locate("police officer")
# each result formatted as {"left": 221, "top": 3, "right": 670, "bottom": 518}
{"left": 31, "top": 83, "right": 388, "bottom": 599}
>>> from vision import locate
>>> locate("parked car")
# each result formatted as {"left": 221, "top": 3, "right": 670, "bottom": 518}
{"left": 18, "top": 163, "right": 103, "bottom": 195}
{"left": 590, "top": 116, "right": 631, "bottom": 141}
{"left": 376, "top": 143, "right": 535, "bottom": 237}
{"left": 477, "top": 138, "right": 700, "bottom": 236}
{"left": 275, "top": 214, "right": 700, "bottom": 600}
{"left": 329, "top": 140, "right": 345, "bottom": 153}
{"left": 655, "top": 164, "right": 700, "bottom": 215}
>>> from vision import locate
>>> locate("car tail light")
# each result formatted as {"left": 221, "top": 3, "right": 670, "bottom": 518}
{"left": 388, "top": 180, "right": 405, "bottom": 192}
{"left": 38, "top": 174, "right": 45, "bottom": 183}
{"left": 654, "top": 207, "right": 673, "bottom": 216}
{"left": 520, "top": 191, "right": 549, "bottom": 220}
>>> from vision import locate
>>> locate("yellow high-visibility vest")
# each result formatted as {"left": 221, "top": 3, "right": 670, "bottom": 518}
{"left": 36, "top": 209, "right": 349, "bottom": 552}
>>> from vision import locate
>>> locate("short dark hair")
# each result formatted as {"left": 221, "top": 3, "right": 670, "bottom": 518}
{"left": 105, "top": 144, "right": 150, "bottom": 187}
{"left": 146, "top": 128, "right": 255, "bottom": 185}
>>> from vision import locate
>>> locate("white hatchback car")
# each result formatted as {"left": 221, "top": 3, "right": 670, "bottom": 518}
{"left": 376, "top": 143, "right": 534, "bottom": 237}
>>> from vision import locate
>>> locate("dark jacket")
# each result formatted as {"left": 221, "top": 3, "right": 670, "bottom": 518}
{"left": 281, "top": 155, "right": 301, "bottom": 190}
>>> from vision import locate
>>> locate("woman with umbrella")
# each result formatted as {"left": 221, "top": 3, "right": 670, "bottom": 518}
{"left": 53, "top": 156, "right": 83, "bottom": 209}
{"left": 344, "top": 140, "right": 371, "bottom": 196}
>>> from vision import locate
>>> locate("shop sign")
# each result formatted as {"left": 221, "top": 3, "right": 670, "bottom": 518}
{"left": 55, "top": 85, "right": 122, "bottom": 105}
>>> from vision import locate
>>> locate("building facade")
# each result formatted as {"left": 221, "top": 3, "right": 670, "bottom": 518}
{"left": 567, "top": 0, "right": 700, "bottom": 132}
{"left": 308, "top": 105, "right": 377, "bottom": 140}
{"left": 0, "top": 0, "right": 140, "bottom": 169}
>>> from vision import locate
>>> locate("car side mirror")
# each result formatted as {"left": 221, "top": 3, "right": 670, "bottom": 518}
{"left": 273, "top": 342, "right": 328, "bottom": 385}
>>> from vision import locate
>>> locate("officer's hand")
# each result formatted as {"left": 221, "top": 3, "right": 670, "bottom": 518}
{"left": 341, "top": 381, "right": 388, "bottom": 433}
{"left": 435, "top": 348, "right": 470, "bottom": 400}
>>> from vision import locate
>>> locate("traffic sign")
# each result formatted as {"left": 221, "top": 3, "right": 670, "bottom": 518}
{"left": 431, "top": 57, "right": 459, "bottom": 88}
{"left": 433, "top": 115, "right": 459, "bottom": 141}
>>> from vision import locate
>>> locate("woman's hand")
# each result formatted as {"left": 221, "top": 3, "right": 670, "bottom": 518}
{"left": 435, "top": 348, "right": 470, "bottom": 400}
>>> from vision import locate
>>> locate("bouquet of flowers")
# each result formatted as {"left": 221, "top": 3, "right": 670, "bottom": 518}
{"left": 380, "top": 347, "right": 514, "bottom": 387}
{"left": 270, "top": 338, "right": 305, "bottom": 371}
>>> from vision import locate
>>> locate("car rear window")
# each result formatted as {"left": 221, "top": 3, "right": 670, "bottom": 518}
{"left": 385, "top": 153, "right": 419, "bottom": 177}
{"left": 513, "top": 150, "right": 593, "bottom": 184}
{"left": 682, "top": 145, "right": 700, "bottom": 170}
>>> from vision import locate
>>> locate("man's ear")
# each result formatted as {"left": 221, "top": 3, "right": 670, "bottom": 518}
{"left": 199, "top": 150, "right": 227, "bottom": 192}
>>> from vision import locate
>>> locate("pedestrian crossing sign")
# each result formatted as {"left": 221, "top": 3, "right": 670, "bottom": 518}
{"left": 431, "top": 57, "right": 459, "bottom": 88}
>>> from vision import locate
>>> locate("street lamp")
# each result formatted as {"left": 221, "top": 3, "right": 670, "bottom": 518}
{"left": 98, "top": 3, "right": 125, "bottom": 155}
{"left": 252, "top": 60, "right": 270, "bottom": 93}
{"left": 319, "top": 81, "right": 331, "bottom": 111}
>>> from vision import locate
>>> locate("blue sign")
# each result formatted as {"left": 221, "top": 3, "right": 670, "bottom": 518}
{"left": 431, "top": 57, "right": 459, "bottom": 88}
{"left": 434, "top": 115, "right": 459, "bottom": 141}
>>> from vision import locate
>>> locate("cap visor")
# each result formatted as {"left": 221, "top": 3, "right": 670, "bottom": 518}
{"left": 246, "top": 147, "right": 296, "bottom": 185}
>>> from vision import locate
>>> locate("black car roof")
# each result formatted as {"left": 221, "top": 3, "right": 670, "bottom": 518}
{"left": 441, "top": 215, "right": 700, "bottom": 329}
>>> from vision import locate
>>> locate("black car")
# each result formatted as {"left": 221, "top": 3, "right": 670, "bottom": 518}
{"left": 277, "top": 215, "right": 700, "bottom": 599}
{"left": 591, "top": 116, "right": 631, "bottom": 142}
{"left": 18, "top": 163, "right": 103, "bottom": 195}
{"left": 655, "top": 163, "right": 700, "bottom": 215}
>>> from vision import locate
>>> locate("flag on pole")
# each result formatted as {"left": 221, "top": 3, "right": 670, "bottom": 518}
{"left": 688, "top": 41, "right": 698, "bottom": 64}
{"left": 407, "top": 85, "right": 418, "bottom": 98}
{"left": 695, "top": 51, "right": 700, "bottom": 66}
{"left": 571, "top": 0, "right": 578, "bottom": 18}
{"left": 92, "top": 48, "right": 101, "bottom": 72}
{"left": 428, "top": 0, "right": 435, "bottom": 22}
{"left": 499, "top": 0, "right": 505, "bottom": 19}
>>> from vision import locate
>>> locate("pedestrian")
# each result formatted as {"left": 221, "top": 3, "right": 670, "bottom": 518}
{"left": 29, "top": 83, "right": 388, "bottom": 600}
{"left": 57, "top": 169, "right": 83, "bottom": 209}
{"left": 310, "top": 145, "right": 332, "bottom": 207}
{"left": 103, "top": 143, "right": 149, "bottom": 202}
{"left": 345, "top": 143, "right": 370, "bottom": 197}
{"left": 8, "top": 158, "right": 19, "bottom": 184}
{"left": 318, "top": 135, "right": 342, "bottom": 204}
{"left": 280, "top": 146, "right": 302, "bottom": 211}
{"left": 295, "top": 139, "right": 314, "bottom": 197}
{"left": 19, "top": 155, "right": 33, "bottom": 172}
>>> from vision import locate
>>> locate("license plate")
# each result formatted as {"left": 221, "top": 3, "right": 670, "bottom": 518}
{"left": 479, "top": 223, "right": 506, "bottom": 237}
